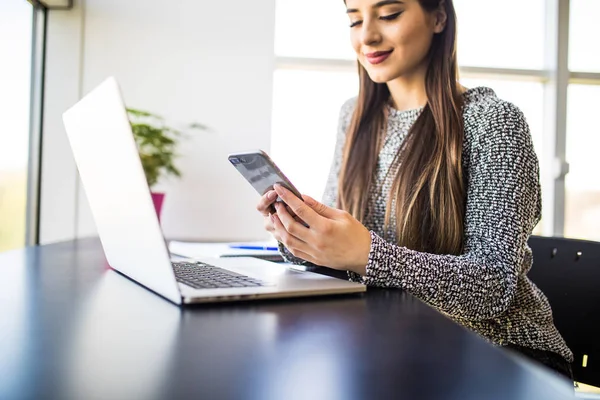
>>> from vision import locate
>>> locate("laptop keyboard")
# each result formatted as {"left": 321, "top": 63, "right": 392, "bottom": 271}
{"left": 172, "top": 261, "right": 266, "bottom": 289}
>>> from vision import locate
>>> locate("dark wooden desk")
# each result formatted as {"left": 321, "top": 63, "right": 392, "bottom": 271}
{"left": 0, "top": 238, "right": 574, "bottom": 400}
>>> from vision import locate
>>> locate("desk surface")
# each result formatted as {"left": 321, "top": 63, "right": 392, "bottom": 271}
{"left": 0, "top": 238, "right": 574, "bottom": 400}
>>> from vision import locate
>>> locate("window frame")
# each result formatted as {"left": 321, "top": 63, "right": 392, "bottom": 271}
{"left": 25, "top": 1, "right": 47, "bottom": 246}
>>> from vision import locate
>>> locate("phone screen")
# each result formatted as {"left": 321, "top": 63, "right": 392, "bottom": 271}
{"left": 228, "top": 151, "right": 302, "bottom": 200}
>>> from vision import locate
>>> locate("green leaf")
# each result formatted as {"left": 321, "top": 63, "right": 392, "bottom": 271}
{"left": 126, "top": 107, "right": 207, "bottom": 188}
{"left": 189, "top": 122, "right": 209, "bottom": 131}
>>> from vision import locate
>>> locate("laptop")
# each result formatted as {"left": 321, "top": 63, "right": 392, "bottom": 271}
{"left": 62, "top": 76, "right": 366, "bottom": 305}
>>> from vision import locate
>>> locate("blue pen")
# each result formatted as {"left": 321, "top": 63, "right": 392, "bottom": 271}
{"left": 229, "top": 245, "right": 278, "bottom": 251}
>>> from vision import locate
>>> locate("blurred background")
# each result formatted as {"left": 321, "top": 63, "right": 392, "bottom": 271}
{"left": 1, "top": 0, "right": 599, "bottom": 253}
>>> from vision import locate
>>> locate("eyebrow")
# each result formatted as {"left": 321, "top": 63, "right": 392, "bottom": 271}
{"left": 346, "top": 0, "right": 404, "bottom": 14}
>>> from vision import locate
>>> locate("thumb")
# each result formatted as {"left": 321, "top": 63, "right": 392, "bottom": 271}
{"left": 303, "top": 195, "right": 339, "bottom": 218}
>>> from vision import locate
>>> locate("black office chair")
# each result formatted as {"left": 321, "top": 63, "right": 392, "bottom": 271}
{"left": 527, "top": 235, "right": 600, "bottom": 390}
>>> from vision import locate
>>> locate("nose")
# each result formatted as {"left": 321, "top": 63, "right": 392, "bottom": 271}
{"left": 360, "top": 19, "right": 382, "bottom": 47}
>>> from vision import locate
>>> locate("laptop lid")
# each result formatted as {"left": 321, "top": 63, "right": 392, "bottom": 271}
{"left": 62, "top": 76, "right": 181, "bottom": 304}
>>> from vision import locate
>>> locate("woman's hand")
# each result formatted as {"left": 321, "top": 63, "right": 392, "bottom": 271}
{"left": 256, "top": 190, "right": 279, "bottom": 238}
{"left": 256, "top": 189, "right": 303, "bottom": 243}
{"left": 270, "top": 184, "right": 371, "bottom": 275}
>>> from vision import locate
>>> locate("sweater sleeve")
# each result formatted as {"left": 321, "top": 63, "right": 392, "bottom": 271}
{"left": 358, "top": 101, "right": 542, "bottom": 321}
{"left": 278, "top": 98, "right": 356, "bottom": 265}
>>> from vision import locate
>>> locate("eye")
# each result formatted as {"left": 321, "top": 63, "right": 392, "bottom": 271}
{"left": 349, "top": 20, "right": 363, "bottom": 28}
{"left": 380, "top": 11, "right": 403, "bottom": 21}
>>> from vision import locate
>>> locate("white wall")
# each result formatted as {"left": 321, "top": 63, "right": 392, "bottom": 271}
{"left": 41, "top": 0, "right": 276, "bottom": 243}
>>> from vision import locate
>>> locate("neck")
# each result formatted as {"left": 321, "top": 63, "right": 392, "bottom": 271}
{"left": 386, "top": 63, "right": 428, "bottom": 111}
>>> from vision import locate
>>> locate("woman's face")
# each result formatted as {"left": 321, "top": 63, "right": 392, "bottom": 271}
{"left": 346, "top": 0, "right": 444, "bottom": 83}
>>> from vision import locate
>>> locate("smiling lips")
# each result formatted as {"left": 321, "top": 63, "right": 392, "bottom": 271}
{"left": 365, "top": 50, "right": 393, "bottom": 65}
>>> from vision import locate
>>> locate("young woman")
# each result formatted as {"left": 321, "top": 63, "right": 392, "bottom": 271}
{"left": 256, "top": 0, "right": 573, "bottom": 380}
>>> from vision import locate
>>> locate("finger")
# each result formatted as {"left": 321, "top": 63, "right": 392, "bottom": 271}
{"left": 270, "top": 232, "right": 283, "bottom": 243}
{"left": 268, "top": 222, "right": 283, "bottom": 242}
{"left": 302, "top": 195, "right": 339, "bottom": 219}
{"left": 274, "top": 202, "right": 310, "bottom": 241}
{"left": 271, "top": 213, "right": 310, "bottom": 253}
{"left": 256, "top": 190, "right": 278, "bottom": 216}
{"left": 284, "top": 204, "right": 298, "bottom": 219}
{"left": 273, "top": 201, "right": 298, "bottom": 218}
{"left": 274, "top": 185, "right": 321, "bottom": 228}
{"left": 272, "top": 218, "right": 317, "bottom": 264}
{"left": 291, "top": 213, "right": 309, "bottom": 228}
{"left": 263, "top": 216, "right": 275, "bottom": 233}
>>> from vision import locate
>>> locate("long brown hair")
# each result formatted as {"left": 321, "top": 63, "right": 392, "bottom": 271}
{"left": 338, "top": 0, "right": 465, "bottom": 255}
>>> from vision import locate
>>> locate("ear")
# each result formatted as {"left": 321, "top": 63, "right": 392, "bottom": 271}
{"left": 433, "top": 1, "right": 447, "bottom": 34}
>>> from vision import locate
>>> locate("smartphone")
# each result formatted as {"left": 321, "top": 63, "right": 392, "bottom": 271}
{"left": 228, "top": 150, "right": 303, "bottom": 212}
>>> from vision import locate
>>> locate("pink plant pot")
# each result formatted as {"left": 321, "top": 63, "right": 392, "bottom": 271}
{"left": 151, "top": 192, "right": 165, "bottom": 222}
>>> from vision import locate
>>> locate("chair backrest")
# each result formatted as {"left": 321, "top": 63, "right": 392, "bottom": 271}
{"left": 527, "top": 235, "right": 600, "bottom": 387}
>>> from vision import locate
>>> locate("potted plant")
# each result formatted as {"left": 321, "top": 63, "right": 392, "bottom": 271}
{"left": 126, "top": 108, "right": 207, "bottom": 221}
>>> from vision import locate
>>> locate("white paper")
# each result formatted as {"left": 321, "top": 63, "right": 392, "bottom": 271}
{"left": 168, "top": 240, "right": 279, "bottom": 259}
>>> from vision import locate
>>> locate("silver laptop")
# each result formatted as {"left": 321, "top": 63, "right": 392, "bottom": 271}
{"left": 62, "top": 76, "right": 366, "bottom": 305}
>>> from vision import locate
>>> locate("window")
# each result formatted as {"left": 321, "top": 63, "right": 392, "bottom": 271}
{"left": 454, "top": 0, "right": 546, "bottom": 70}
{"left": 0, "top": 1, "right": 34, "bottom": 252}
{"left": 563, "top": 0, "right": 600, "bottom": 241}
{"left": 271, "top": 69, "right": 358, "bottom": 200}
{"left": 564, "top": 84, "right": 600, "bottom": 241}
{"left": 569, "top": 0, "right": 600, "bottom": 73}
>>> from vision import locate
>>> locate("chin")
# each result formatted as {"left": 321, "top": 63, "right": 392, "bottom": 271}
{"left": 367, "top": 74, "right": 391, "bottom": 84}
{"left": 360, "top": 61, "right": 402, "bottom": 84}
{"left": 364, "top": 68, "right": 399, "bottom": 84}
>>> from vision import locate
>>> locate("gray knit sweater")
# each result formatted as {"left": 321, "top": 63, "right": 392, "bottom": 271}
{"left": 279, "top": 87, "right": 573, "bottom": 362}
